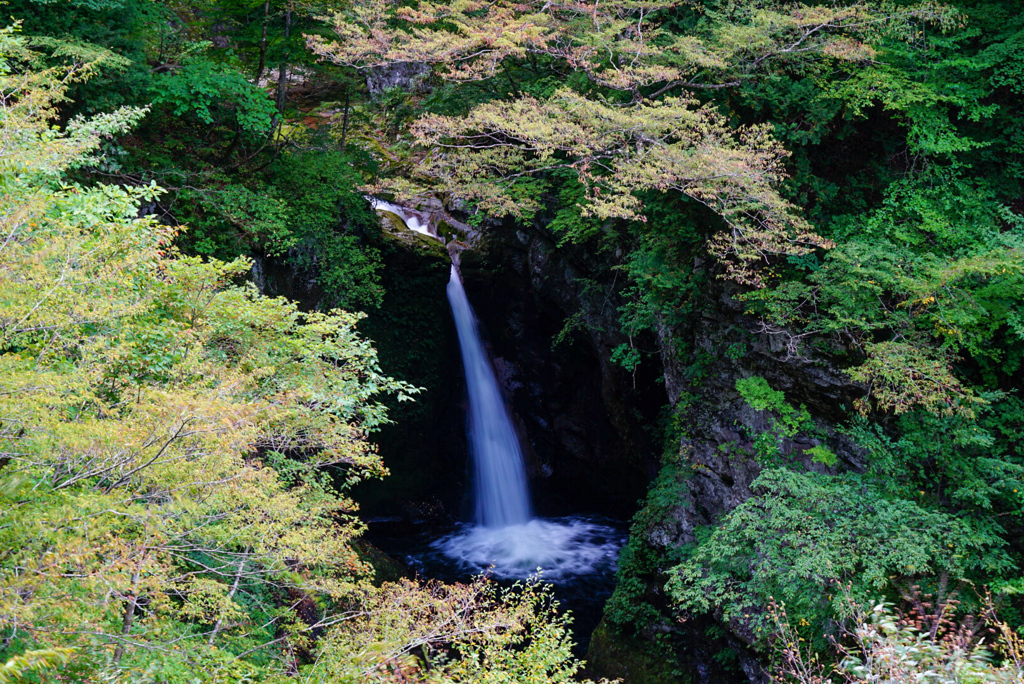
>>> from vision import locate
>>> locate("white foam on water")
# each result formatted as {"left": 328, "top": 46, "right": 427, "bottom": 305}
{"left": 433, "top": 517, "right": 623, "bottom": 581}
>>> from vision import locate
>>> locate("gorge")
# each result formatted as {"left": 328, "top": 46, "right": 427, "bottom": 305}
{"left": 367, "top": 202, "right": 627, "bottom": 653}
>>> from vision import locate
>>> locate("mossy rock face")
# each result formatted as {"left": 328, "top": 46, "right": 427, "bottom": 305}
{"left": 435, "top": 220, "right": 466, "bottom": 243}
{"left": 586, "top": 618, "right": 684, "bottom": 684}
{"left": 378, "top": 211, "right": 449, "bottom": 258}
{"left": 353, "top": 540, "right": 407, "bottom": 585}
{"left": 379, "top": 210, "right": 408, "bottom": 234}
{"left": 355, "top": 214, "right": 464, "bottom": 517}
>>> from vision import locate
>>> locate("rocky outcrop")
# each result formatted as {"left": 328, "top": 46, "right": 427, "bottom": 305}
{"left": 251, "top": 245, "right": 324, "bottom": 311}
{"left": 589, "top": 257, "right": 867, "bottom": 684}
{"left": 355, "top": 213, "right": 465, "bottom": 519}
{"left": 656, "top": 268, "right": 865, "bottom": 544}
{"left": 366, "top": 62, "right": 432, "bottom": 96}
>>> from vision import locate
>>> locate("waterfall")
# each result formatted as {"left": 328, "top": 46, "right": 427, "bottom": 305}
{"left": 373, "top": 198, "right": 624, "bottom": 581}
{"left": 370, "top": 199, "right": 435, "bottom": 237}
{"left": 446, "top": 264, "right": 532, "bottom": 528}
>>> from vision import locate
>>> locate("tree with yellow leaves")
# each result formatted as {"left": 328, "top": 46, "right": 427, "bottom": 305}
{"left": 1, "top": 24, "right": 601, "bottom": 683}
{"left": 311, "top": 0, "right": 949, "bottom": 284}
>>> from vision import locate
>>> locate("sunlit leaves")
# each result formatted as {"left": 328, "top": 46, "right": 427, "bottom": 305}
{"left": 404, "top": 88, "right": 828, "bottom": 284}
{"left": 0, "top": 34, "right": 413, "bottom": 679}
{"left": 306, "top": 578, "right": 587, "bottom": 684}
{"left": 0, "top": 30, "right": 602, "bottom": 683}
{"left": 314, "top": 0, "right": 944, "bottom": 91}
{"left": 311, "top": 0, "right": 954, "bottom": 283}
{"left": 848, "top": 341, "right": 983, "bottom": 418}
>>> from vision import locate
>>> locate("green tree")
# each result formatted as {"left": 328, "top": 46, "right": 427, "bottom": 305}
{"left": 1, "top": 27, "right": 599, "bottom": 683}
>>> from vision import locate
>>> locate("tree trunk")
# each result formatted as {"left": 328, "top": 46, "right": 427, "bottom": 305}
{"left": 112, "top": 569, "right": 140, "bottom": 666}
{"left": 276, "top": 7, "right": 292, "bottom": 114}
{"left": 340, "top": 89, "right": 350, "bottom": 154}
{"left": 209, "top": 554, "right": 247, "bottom": 645}
{"left": 255, "top": 0, "right": 271, "bottom": 83}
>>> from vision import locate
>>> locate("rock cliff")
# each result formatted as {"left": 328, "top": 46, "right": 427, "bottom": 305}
{"left": 459, "top": 217, "right": 665, "bottom": 518}
{"left": 591, "top": 257, "right": 867, "bottom": 684}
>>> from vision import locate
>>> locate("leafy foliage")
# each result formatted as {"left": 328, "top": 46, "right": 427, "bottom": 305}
{"left": 312, "top": 0, "right": 1024, "bottom": 678}
{"left": 770, "top": 599, "right": 1024, "bottom": 684}
{"left": 306, "top": 578, "right": 590, "bottom": 683}
{"left": 0, "top": 31, "right": 599, "bottom": 684}
{"left": 735, "top": 376, "right": 833, "bottom": 464}
{"left": 310, "top": 0, "right": 956, "bottom": 283}
{"left": 666, "top": 469, "right": 1011, "bottom": 650}
{"left": 7, "top": 0, "right": 1024, "bottom": 680}
{"left": 151, "top": 55, "right": 277, "bottom": 135}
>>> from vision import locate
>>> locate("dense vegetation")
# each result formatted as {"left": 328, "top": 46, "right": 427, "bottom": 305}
{"left": 318, "top": 0, "right": 1024, "bottom": 671}
{"left": 2, "top": 0, "right": 1024, "bottom": 682}
{"left": 0, "top": 17, "right": 594, "bottom": 684}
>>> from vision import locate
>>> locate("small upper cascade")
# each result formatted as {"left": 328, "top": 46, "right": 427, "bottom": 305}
{"left": 370, "top": 198, "right": 437, "bottom": 239}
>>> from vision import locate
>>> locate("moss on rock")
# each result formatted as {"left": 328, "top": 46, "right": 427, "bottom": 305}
{"left": 353, "top": 540, "right": 408, "bottom": 585}
{"left": 355, "top": 212, "right": 460, "bottom": 515}
{"left": 586, "top": 618, "right": 684, "bottom": 684}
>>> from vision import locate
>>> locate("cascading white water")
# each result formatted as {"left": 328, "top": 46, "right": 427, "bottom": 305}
{"left": 374, "top": 199, "right": 623, "bottom": 581}
{"left": 370, "top": 198, "right": 435, "bottom": 237}
{"left": 439, "top": 263, "right": 623, "bottom": 581}
{"left": 447, "top": 264, "right": 533, "bottom": 527}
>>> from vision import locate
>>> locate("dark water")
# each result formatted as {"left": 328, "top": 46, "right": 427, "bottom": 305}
{"left": 365, "top": 514, "right": 626, "bottom": 653}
